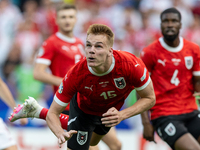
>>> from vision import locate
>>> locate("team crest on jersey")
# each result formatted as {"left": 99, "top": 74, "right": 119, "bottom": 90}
{"left": 184, "top": 56, "right": 193, "bottom": 70}
{"left": 58, "top": 82, "right": 63, "bottom": 94}
{"left": 77, "top": 131, "right": 88, "bottom": 145}
{"left": 114, "top": 77, "right": 126, "bottom": 89}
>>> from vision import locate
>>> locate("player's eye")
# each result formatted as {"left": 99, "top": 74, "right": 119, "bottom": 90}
{"left": 96, "top": 45, "right": 102, "bottom": 48}
{"left": 86, "top": 44, "right": 91, "bottom": 47}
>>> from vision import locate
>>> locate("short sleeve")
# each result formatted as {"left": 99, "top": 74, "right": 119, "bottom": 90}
{"left": 55, "top": 68, "right": 77, "bottom": 106}
{"left": 130, "top": 57, "right": 151, "bottom": 91}
{"left": 35, "top": 40, "right": 55, "bottom": 65}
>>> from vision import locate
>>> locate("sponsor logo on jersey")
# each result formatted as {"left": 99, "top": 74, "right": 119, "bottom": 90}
{"left": 85, "top": 85, "right": 93, "bottom": 91}
{"left": 62, "top": 45, "right": 70, "bottom": 51}
{"left": 99, "top": 81, "right": 109, "bottom": 87}
{"left": 114, "top": 77, "right": 126, "bottom": 89}
{"left": 158, "top": 59, "right": 166, "bottom": 66}
{"left": 77, "top": 131, "right": 88, "bottom": 145}
{"left": 71, "top": 45, "right": 78, "bottom": 51}
{"left": 184, "top": 56, "right": 193, "bottom": 70}
{"left": 172, "top": 58, "right": 181, "bottom": 66}
{"left": 164, "top": 123, "right": 176, "bottom": 136}
{"left": 58, "top": 82, "right": 63, "bottom": 94}
{"left": 135, "top": 61, "right": 140, "bottom": 67}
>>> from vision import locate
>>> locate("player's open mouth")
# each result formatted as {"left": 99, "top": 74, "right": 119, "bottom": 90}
{"left": 89, "top": 57, "right": 95, "bottom": 60}
{"left": 166, "top": 29, "right": 175, "bottom": 34}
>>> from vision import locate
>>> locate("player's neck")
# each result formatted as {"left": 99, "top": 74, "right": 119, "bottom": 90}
{"left": 59, "top": 30, "right": 74, "bottom": 38}
{"left": 164, "top": 37, "right": 180, "bottom": 47}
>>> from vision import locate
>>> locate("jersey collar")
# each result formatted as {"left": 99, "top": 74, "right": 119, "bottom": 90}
{"left": 88, "top": 56, "right": 115, "bottom": 76}
{"left": 56, "top": 32, "right": 76, "bottom": 43}
{"left": 159, "top": 36, "right": 183, "bottom": 52}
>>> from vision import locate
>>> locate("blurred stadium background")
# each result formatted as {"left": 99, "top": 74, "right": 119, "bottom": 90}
{"left": 1, "top": 0, "right": 200, "bottom": 149}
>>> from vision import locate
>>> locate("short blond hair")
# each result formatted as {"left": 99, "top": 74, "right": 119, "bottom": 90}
{"left": 56, "top": 4, "right": 76, "bottom": 15}
{"left": 87, "top": 24, "right": 114, "bottom": 47}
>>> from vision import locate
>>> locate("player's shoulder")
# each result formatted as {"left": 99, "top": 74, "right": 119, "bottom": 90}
{"left": 183, "top": 38, "right": 200, "bottom": 49}
{"left": 113, "top": 49, "right": 142, "bottom": 65}
{"left": 46, "top": 34, "right": 57, "bottom": 42}
{"left": 42, "top": 34, "right": 57, "bottom": 46}
{"left": 143, "top": 39, "right": 160, "bottom": 52}
{"left": 113, "top": 49, "right": 135, "bottom": 59}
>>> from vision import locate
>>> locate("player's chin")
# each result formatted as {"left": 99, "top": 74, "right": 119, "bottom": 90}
{"left": 87, "top": 63, "right": 96, "bottom": 67}
{"left": 62, "top": 28, "right": 73, "bottom": 33}
{"left": 87, "top": 60, "right": 96, "bottom": 66}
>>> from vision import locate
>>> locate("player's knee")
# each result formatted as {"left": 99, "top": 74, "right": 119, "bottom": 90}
{"left": 109, "top": 140, "right": 122, "bottom": 150}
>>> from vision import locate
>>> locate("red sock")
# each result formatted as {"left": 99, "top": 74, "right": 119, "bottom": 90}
{"left": 59, "top": 114, "right": 69, "bottom": 130}
{"left": 39, "top": 108, "right": 69, "bottom": 130}
{"left": 39, "top": 108, "right": 48, "bottom": 120}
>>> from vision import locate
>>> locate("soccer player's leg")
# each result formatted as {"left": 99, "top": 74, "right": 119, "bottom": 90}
{"left": 173, "top": 111, "right": 200, "bottom": 150}
{"left": 9, "top": 96, "right": 69, "bottom": 130}
{"left": 174, "top": 133, "right": 200, "bottom": 150}
{"left": 152, "top": 113, "right": 200, "bottom": 150}
{"left": 185, "top": 110, "right": 200, "bottom": 147}
{"left": 90, "top": 123, "right": 111, "bottom": 147}
{"left": 67, "top": 107, "right": 95, "bottom": 150}
{"left": 9, "top": 96, "right": 43, "bottom": 122}
{"left": 101, "top": 127, "right": 122, "bottom": 150}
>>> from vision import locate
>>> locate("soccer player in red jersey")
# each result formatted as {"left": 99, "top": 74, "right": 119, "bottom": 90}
{"left": 33, "top": 4, "right": 121, "bottom": 150}
{"left": 34, "top": 4, "right": 85, "bottom": 113}
{"left": 140, "top": 8, "right": 200, "bottom": 150}
{"left": 45, "top": 24, "right": 155, "bottom": 150}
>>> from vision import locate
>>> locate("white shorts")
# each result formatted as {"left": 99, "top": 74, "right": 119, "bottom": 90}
{"left": 0, "top": 118, "right": 16, "bottom": 149}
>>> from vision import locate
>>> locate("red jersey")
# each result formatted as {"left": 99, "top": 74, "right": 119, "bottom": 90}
{"left": 55, "top": 50, "right": 151, "bottom": 116}
{"left": 140, "top": 37, "right": 200, "bottom": 120}
{"left": 36, "top": 32, "right": 85, "bottom": 92}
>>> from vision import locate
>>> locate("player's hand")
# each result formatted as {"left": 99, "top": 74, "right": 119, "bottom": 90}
{"left": 142, "top": 123, "right": 156, "bottom": 143}
{"left": 193, "top": 92, "right": 200, "bottom": 100}
{"left": 57, "top": 130, "right": 77, "bottom": 148}
{"left": 20, "top": 118, "right": 28, "bottom": 125}
{"left": 101, "top": 107, "right": 122, "bottom": 127}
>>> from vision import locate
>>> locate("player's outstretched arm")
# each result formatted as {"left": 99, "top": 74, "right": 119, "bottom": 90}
{"left": 102, "top": 80, "right": 155, "bottom": 127}
{"left": 46, "top": 100, "right": 77, "bottom": 147}
{"left": 0, "top": 78, "right": 18, "bottom": 109}
{"left": 0, "top": 77, "right": 28, "bottom": 125}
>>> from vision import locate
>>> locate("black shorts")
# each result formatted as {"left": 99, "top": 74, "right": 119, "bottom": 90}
{"left": 152, "top": 110, "right": 200, "bottom": 150}
{"left": 62, "top": 110, "right": 69, "bottom": 115}
{"left": 67, "top": 93, "right": 111, "bottom": 150}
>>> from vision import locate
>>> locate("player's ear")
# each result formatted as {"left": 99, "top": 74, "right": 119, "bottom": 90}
{"left": 108, "top": 48, "right": 113, "bottom": 56}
